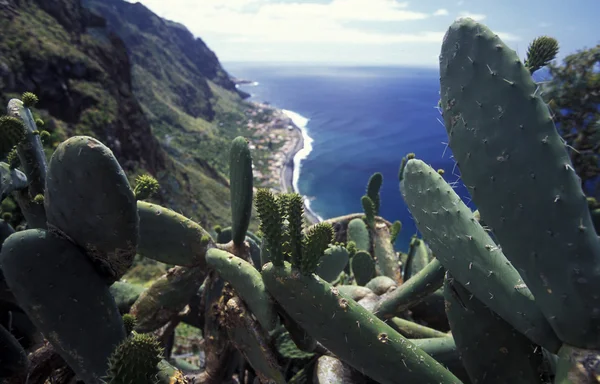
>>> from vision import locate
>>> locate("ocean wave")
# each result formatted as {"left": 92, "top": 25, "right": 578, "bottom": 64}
{"left": 281, "top": 109, "right": 324, "bottom": 222}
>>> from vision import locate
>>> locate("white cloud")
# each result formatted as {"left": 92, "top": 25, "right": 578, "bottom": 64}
{"left": 257, "top": 0, "right": 430, "bottom": 22}
{"left": 126, "top": 0, "right": 520, "bottom": 63}
{"left": 230, "top": 29, "right": 445, "bottom": 44}
{"left": 126, "top": 0, "right": 445, "bottom": 46}
{"left": 497, "top": 32, "right": 521, "bottom": 42}
{"left": 458, "top": 11, "right": 487, "bottom": 21}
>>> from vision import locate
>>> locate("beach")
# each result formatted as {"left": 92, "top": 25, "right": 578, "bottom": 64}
{"left": 243, "top": 102, "right": 320, "bottom": 225}
{"left": 277, "top": 115, "right": 321, "bottom": 225}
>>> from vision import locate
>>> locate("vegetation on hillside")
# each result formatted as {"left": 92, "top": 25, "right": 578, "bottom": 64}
{"left": 0, "top": 0, "right": 281, "bottom": 233}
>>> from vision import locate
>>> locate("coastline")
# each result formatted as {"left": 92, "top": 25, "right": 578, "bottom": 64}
{"left": 244, "top": 101, "right": 321, "bottom": 225}
{"left": 278, "top": 111, "right": 321, "bottom": 225}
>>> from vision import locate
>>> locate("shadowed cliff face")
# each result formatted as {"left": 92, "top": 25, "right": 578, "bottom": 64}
{"left": 0, "top": 0, "right": 166, "bottom": 174}
{"left": 83, "top": 0, "right": 246, "bottom": 122}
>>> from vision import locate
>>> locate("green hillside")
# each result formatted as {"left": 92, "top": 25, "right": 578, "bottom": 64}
{"left": 83, "top": 0, "right": 254, "bottom": 177}
{"left": 0, "top": 0, "right": 276, "bottom": 231}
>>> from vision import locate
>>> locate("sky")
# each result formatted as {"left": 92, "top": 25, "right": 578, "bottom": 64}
{"left": 125, "top": 0, "right": 599, "bottom": 67}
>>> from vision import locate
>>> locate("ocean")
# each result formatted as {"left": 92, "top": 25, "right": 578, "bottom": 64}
{"left": 225, "top": 63, "right": 548, "bottom": 251}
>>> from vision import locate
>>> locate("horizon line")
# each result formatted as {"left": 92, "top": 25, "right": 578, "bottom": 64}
{"left": 222, "top": 60, "right": 441, "bottom": 68}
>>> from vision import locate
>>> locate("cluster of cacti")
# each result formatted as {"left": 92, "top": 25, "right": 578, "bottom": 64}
{"left": 0, "top": 16, "right": 596, "bottom": 384}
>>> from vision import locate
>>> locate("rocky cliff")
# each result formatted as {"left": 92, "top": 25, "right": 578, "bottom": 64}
{"left": 0, "top": 0, "right": 165, "bottom": 173}
{"left": 0, "top": 0, "right": 259, "bottom": 230}
{"left": 83, "top": 0, "right": 247, "bottom": 122}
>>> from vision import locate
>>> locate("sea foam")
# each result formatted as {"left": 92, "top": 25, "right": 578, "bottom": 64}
{"left": 281, "top": 109, "right": 323, "bottom": 222}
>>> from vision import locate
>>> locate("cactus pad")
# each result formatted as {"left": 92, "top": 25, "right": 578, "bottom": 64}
{"left": 316, "top": 244, "right": 349, "bottom": 282}
{"left": 229, "top": 136, "right": 254, "bottom": 246}
{"left": 44, "top": 136, "right": 139, "bottom": 283}
{"left": 351, "top": 250, "right": 375, "bottom": 286}
{"left": 347, "top": 218, "right": 369, "bottom": 251}
{"left": 137, "top": 201, "right": 214, "bottom": 268}
{"left": 0, "top": 229, "right": 126, "bottom": 384}
{"left": 400, "top": 158, "right": 560, "bottom": 352}
{"left": 262, "top": 262, "right": 462, "bottom": 384}
{"left": 440, "top": 17, "right": 600, "bottom": 348}
{"left": 206, "top": 248, "right": 277, "bottom": 332}
{"left": 444, "top": 275, "right": 546, "bottom": 383}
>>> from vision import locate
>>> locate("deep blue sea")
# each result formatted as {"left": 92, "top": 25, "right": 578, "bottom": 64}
{"left": 224, "top": 63, "right": 549, "bottom": 251}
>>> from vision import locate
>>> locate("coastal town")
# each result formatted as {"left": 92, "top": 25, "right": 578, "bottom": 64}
{"left": 241, "top": 102, "right": 304, "bottom": 194}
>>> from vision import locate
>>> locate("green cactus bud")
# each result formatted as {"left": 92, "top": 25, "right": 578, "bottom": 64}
{"left": 35, "top": 118, "right": 44, "bottom": 127}
{"left": 346, "top": 240, "right": 357, "bottom": 257}
{"left": 39, "top": 130, "right": 50, "bottom": 142}
{"left": 398, "top": 153, "right": 416, "bottom": 182}
{"left": 301, "top": 222, "right": 333, "bottom": 275}
{"left": 0, "top": 116, "right": 26, "bottom": 159}
{"left": 32, "top": 194, "right": 44, "bottom": 204}
{"left": 437, "top": 169, "right": 445, "bottom": 175}
{"left": 361, "top": 195, "right": 376, "bottom": 228}
{"left": 133, "top": 174, "right": 159, "bottom": 200}
{"left": 276, "top": 193, "right": 289, "bottom": 219}
{"left": 122, "top": 314, "right": 137, "bottom": 335}
{"left": 213, "top": 225, "right": 222, "bottom": 234}
{"left": 524, "top": 36, "right": 559, "bottom": 74}
{"left": 105, "top": 332, "right": 163, "bottom": 384}
{"left": 6, "top": 148, "right": 19, "bottom": 169}
{"left": 366, "top": 172, "right": 383, "bottom": 216}
{"left": 285, "top": 193, "right": 304, "bottom": 267}
{"left": 200, "top": 234, "right": 211, "bottom": 245}
{"left": 390, "top": 220, "right": 402, "bottom": 245}
{"left": 21, "top": 92, "right": 39, "bottom": 108}
{"left": 255, "top": 188, "right": 284, "bottom": 266}
{"left": 1, "top": 212, "right": 11, "bottom": 221}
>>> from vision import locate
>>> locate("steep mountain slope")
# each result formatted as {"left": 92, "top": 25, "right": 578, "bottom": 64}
{"left": 0, "top": 0, "right": 165, "bottom": 173}
{"left": 0, "top": 0, "right": 261, "bottom": 230}
{"left": 83, "top": 0, "right": 255, "bottom": 179}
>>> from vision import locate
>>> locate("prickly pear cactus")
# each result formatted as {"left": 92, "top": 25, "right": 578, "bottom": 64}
{"left": 44, "top": 136, "right": 139, "bottom": 283}
{"left": 0, "top": 229, "right": 126, "bottom": 384}
{"left": 0, "top": 18, "right": 587, "bottom": 384}
{"left": 105, "top": 332, "right": 163, "bottom": 384}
